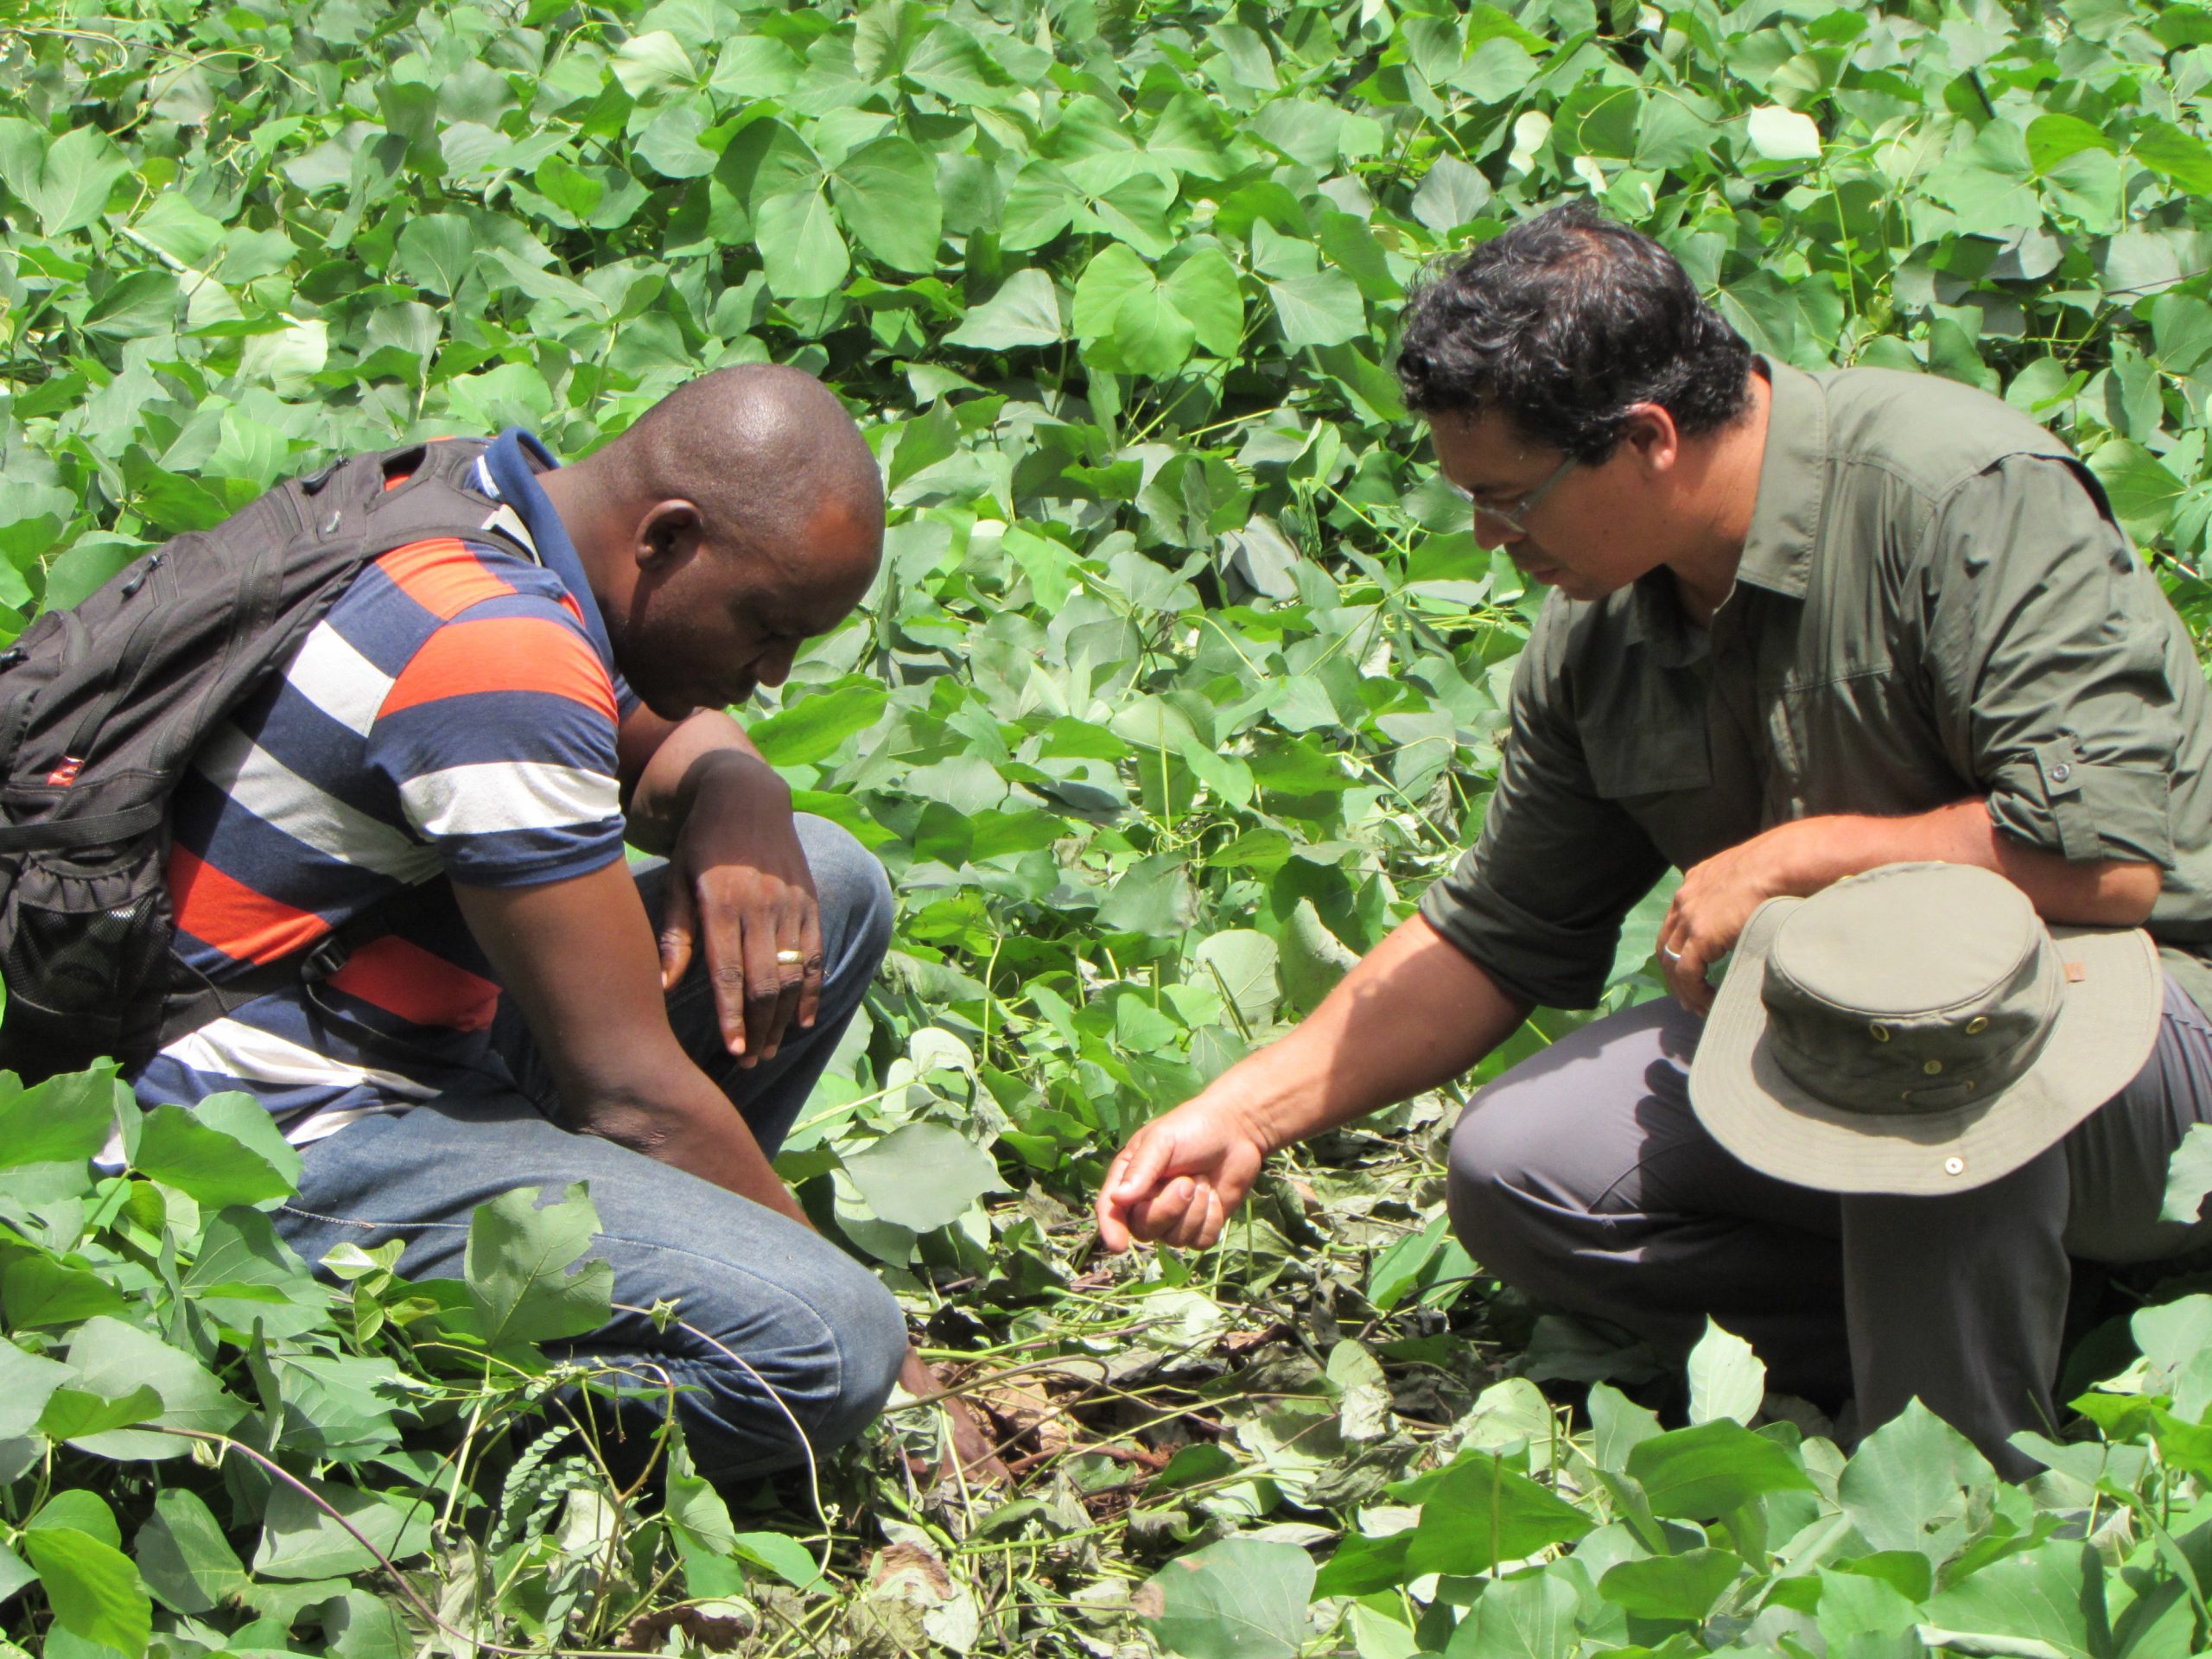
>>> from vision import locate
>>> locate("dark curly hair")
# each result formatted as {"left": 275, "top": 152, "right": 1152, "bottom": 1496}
{"left": 1395, "top": 204, "right": 1753, "bottom": 461}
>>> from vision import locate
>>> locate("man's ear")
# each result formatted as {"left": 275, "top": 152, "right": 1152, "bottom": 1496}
{"left": 1618, "top": 404, "right": 1681, "bottom": 475}
{"left": 635, "top": 499, "right": 706, "bottom": 569}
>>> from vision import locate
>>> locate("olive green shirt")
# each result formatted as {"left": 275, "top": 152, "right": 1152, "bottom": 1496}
{"left": 1421, "top": 358, "right": 2212, "bottom": 1016}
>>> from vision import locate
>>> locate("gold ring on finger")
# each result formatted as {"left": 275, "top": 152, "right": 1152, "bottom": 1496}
{"left": 775, "top": 949, "right": 805, "bottom": 966}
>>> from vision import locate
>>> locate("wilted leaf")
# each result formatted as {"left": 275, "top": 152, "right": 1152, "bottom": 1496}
{"left": 1686, "top": 1319, "right": 1765, "bottom": 1427}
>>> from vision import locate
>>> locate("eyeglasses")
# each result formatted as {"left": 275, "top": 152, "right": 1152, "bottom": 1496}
{"left": 1451, "top": 454, "right": 1579, "bottom": 537}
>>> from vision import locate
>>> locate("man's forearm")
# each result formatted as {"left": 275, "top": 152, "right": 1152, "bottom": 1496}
{"left": 1769, "top": 800, "right": 2161, "bottom": 925}
{"left": 571, "top": 1067, "right": 813, "bottom": 1229}
{"left": 620, "top": 709, "right": 782, "bottom": 854}
{"left": 1228, "top": 913, "right": 1529, "bottom": 1152}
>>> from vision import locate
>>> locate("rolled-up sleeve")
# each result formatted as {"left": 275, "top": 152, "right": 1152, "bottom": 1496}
{"left": 1919, "top": 456, "right": 2181, "bottom": 870}
{"left": 1419, "top": 619, "right": 1669, "bottom": 1008}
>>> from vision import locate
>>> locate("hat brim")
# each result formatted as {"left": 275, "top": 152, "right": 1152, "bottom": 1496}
{"left": 1688, "top": 899, "right": 2164, "bottom": 1196}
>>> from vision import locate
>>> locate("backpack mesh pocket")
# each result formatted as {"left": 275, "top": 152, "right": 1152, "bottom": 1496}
{"left": 0, "top": 836, "right": 172, "bottom": 1078}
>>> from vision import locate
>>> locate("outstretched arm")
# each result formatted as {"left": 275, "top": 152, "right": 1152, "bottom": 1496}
{"left": 1096, "top": 913, "right": 1529, "bottom": 1252}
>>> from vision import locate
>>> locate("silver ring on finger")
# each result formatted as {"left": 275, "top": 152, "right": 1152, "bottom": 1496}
{"left": 1660, "top": 944, "right": 1683, "bottom": 963}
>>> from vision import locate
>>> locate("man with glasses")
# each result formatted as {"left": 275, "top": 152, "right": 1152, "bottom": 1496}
{"left": 1092, "top": 205, "right": 2212, "bottom": 1471}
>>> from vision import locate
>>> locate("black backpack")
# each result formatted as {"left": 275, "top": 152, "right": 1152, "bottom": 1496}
{"left": 0, "top": 437, "right": 513, "bottom": 1081}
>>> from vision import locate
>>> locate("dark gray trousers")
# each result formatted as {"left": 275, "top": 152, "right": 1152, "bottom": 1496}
{"left": 1446, "top": 975, "right": 2212, "bottom": 1477}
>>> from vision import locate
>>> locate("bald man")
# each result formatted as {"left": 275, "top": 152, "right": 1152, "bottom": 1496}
{"left": 149, "top": 367, "right": 995, "bottom": 1484}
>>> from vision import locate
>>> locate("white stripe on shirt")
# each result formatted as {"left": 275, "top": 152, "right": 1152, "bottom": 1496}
{"left": 284, "top": 620, "right": 394, "bottom": 736}
{"left": 192, "top": 725, "right": 441, "bottom": 882}
{"left": 399, "top": 760, "right": 620, "bottom": 839}
{"left": 160, "top": 1016, "right": 442, "bottom": 1100}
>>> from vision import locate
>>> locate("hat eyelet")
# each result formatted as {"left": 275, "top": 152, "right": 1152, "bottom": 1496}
{"left": 1869, "top": 1022, "right": 1890, "bottom": 1042}
{"left": 1923, "top": 1058, "right": 1943, "bottom": 1075}
{"left": 1966, "top": 1016, "right": 1989, "bottom": 1035}
{"left": 1944, "top": 1155, "right": 1966, "bottom": 1177}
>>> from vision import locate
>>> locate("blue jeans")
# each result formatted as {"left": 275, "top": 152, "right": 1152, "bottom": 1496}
{"left": 274, "top": 815, "right": 906, "bottom": 1482}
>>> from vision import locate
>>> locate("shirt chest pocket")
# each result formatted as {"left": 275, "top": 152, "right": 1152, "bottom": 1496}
{"left": 1580, "top": 722, "right": 1751, "bottom": 869}
{"left": 1582, "top": 724, "right": 1713, "bottom": 802}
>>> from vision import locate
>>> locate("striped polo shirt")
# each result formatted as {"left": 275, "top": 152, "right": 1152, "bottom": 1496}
{"left": 132, "top": 432, "right": 631, "bottom": 1144}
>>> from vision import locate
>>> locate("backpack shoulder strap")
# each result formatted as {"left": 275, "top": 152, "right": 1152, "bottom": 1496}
{"left": 297, "top": 438, "right": 520, "bottom": 564}
{"left": 158, "top": 882, "right": 458, "bottom": 1052}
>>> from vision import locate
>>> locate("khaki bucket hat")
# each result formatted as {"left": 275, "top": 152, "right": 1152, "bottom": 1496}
{"left": 1689, "top": 861, "right": 2162, "bottom": 1195}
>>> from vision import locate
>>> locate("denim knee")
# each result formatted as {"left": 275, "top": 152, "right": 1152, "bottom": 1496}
{"left": 805, "top": 1271, "right": 907, "bottom": 1454}
{"left": 795, "top": 815, "right": 894, "bottom": 987}
{"left": 679, "top": 1241, "right": 908, "bottom": 1481}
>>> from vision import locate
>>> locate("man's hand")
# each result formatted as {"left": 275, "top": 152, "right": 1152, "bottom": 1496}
{"left": 1095, "top": 916, "right": 1530, "bottom": 1254}
{"left": 1096, "top": 1090, "right": 1273, "bottom": 1253}
{"left": 1656, "top": 803, "right": 2165, "bottom": 1015}
{"left": 658, "top": 756, "right": 823, "bottom": 1066}
{"left": 1657, "top": 825, "right": 1807, "bottom": 1014}
{"left": 619, "top": 709, "right": 823, "bottom": 1066}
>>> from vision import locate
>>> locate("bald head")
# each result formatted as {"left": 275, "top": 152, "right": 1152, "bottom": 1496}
{"left": 607, "top": 365, "right": 885, "bottom": 573}
{"left": 543, "top": 365, "right": 886, "bottom": 717}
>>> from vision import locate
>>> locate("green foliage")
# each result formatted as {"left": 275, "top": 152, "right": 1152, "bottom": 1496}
{"left": 463, "top": 1182, "right": 616, "bottom": 1356}
{"left": 6, "top": 0, "right": 2212, "bottom": 1649}
{"left": 1141, "top": 1536, "right": 1316, "bottom": 1659}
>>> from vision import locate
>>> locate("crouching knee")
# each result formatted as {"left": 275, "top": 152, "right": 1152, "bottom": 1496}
{"left": 1444, "top": 1099, "right": 1559, "bottom": 1291}
{"left": 806, "top": 1274, "right": 907, "bottom": 1454}
{"left": 677, "top": 1252, "right": 907, "bottom": 1484}
{"left": 796, "top": 815, "right": 895, "bottom": 984}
